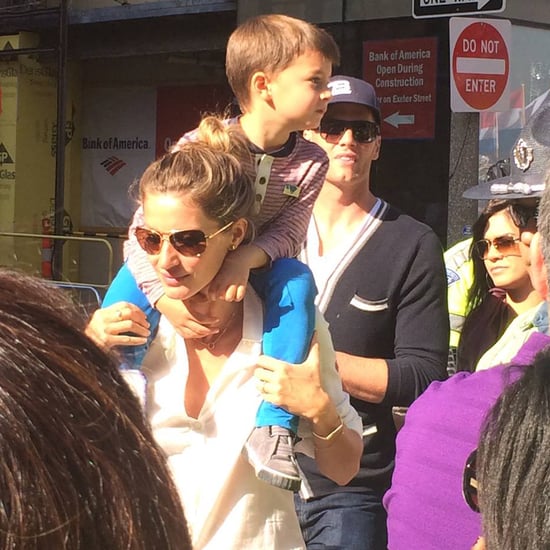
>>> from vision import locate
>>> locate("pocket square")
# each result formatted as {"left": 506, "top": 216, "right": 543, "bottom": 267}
{"left": 350, "top": 295, "right": 389, "bottom": 312}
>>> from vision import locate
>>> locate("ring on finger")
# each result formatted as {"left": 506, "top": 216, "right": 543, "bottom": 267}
{"left": 116, "top": 309, "right": 123, "bottom": 320}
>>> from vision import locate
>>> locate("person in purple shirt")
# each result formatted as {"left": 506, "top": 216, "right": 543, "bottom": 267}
{"left": 384, "top": 98, "right": 550, "bottom": 550}
{"left": 383, "top": 330, "right": 548, "bottom": 549}
{"left": 472, "top": 344, "right": 550, "bottom": 549}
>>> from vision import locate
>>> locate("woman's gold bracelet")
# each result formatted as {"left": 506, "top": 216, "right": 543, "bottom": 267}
{"left": 312, "top": 419, "right": 344, "bottom": 441}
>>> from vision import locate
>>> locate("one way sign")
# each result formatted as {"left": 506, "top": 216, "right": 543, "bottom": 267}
{"left": 412, "top": 0, "right": 505, "bottom": 19}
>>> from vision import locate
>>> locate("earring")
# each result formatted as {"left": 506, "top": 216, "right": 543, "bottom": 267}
{"left": 228, "top": 244, "right": 237, "bottom": 251}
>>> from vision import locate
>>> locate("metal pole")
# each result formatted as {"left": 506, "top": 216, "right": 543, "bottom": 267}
{"left": 53, "top": 0, "right": 68, "bottom": 280}
{"left": 0, "top": 232, "right": 116, "bottom": 288}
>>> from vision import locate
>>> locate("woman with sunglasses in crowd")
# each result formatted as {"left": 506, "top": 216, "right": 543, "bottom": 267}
{"left": 86, "top": 116, "right": 362, "bottom": 550}
{"left": 456, "top": 199, "right": 543, "bottom": 372}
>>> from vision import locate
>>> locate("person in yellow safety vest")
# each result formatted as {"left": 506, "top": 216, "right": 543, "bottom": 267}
{"left": 445, "top": 237, "right": 474, "bottom": 349}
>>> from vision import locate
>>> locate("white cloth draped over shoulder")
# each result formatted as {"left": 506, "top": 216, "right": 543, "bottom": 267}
{"left": 125, "top": 286, "right": 361, "bottom": 550}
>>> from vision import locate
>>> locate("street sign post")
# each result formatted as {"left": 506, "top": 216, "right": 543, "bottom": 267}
{"left": 449, "top": 17, "right": 511, "bottom": 112}
{"left": 413, "top": 0, "right": 505, "bottom": 19}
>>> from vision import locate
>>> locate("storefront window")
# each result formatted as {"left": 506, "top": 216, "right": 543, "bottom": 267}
{"left": 479, "top": 25, "right": 550, "bottom": 181}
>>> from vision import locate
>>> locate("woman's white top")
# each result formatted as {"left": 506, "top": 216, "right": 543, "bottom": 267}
{"left": 129, "top": 287, "right": 362, "bottom": 550}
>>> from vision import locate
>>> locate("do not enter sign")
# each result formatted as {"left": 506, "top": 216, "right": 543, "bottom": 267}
{"left": 450, "top": 17, "right": 511, "bottom": 112}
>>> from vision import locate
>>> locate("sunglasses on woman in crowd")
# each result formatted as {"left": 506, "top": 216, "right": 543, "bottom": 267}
{"left": 135, "top": 221, "right": 233, "bottom": 257}
{"left": 319, "top": 119, "right": 380, "bottom": 144}
{"left": 473, "top": 234, "right": 522, "bottom": 261}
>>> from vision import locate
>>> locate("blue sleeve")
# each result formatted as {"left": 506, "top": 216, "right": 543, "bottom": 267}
{"left": 250, "top": 258, "right": 317, "bottom": 363}
{"left": 250, "top": 258, "right": 317, "bottom": 431}
{"left": 103, "top": 262, "right": 161, "bottom": 368}
{"left": 103, "top": 263, "right": 156, "bottom": 316}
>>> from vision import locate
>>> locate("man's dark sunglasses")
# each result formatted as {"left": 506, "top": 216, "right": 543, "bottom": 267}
{"left": 319, "top": 119, "right": 380, "bottom": 144}
{"left": 135, "top": 221, "right": 233, "bottom": 257}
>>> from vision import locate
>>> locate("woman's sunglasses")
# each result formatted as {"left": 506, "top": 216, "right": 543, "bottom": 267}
{"left": 135, "top": 221, "right": 233, "bottom": 257}
{"left": 473, "top": 234, "right": 521, "bottom": 260}
{"left": 462, "top": 448, "right": 480, "bottom": 513}
{"left": 319, "top": 119, "right": 380, "bottom": 144}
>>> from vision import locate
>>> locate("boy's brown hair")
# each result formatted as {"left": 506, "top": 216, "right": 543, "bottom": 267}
{"left": 140, "top": 115, "right": 257, "bottom": 232}
{"left": 226, "top": 14, "right": 340, "bottom": 111}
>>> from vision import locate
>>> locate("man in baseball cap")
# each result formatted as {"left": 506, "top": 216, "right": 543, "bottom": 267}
{"left": 327, "top": 75, "right": 381, "bottom": 124}
{"left": 294, "top": 75, "right": 449, "bottom": 549}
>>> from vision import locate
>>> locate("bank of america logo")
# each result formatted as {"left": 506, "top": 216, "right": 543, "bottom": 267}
{"left": 100, "top": 156, "right": 126, "bottom": 175}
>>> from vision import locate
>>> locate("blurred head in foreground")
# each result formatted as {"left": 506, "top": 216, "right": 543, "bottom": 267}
{"left": 0, "top": 269, "right": 190, "bottom": 549}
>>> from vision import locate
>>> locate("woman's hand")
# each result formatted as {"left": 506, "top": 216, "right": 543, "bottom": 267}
{"left": 86, "top": 302, "right": 150, "bottom": 348}
{"left": 253, "top": 335, "right": 331, "bottom": 421}
{"left": 254, "top": 334, "right": 362, "bottom": 485}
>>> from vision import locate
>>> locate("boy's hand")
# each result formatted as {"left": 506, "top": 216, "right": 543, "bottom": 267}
{"left": 156, "top": 295, "right": 219, "bottom": 339}
{"left": 207, "top": 244, "right": 270, "bottom": 302}
{"left": 207, "top": 252, "right": 251, "bottom": 302}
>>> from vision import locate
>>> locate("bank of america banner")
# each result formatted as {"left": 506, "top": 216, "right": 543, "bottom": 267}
{"left": 80, "top": 87, "right": 156, "bottom": 229}
{"left": 81, "top": 84, "right": 232, "bottom": 230}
